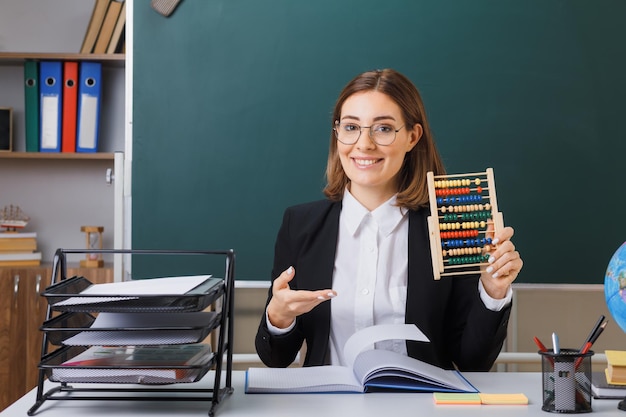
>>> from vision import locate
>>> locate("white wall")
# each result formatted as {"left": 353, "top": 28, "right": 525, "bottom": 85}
{"left": 0, "top": 0, "right": 93, "bottom": 53}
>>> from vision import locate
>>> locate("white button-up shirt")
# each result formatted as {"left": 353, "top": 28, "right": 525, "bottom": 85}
{"left": 329, "top": 190, "right": 409, "bottom": 366}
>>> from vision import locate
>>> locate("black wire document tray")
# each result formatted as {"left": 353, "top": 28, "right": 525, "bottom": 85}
{"left": 40, "top": 344, "right": 215, "bottom": 384}
{"left": 42, "top": 275, "right": 225, "bottom": 313}
{"left": 29, "top": 248, "right": 235, "bottom": 417}
{"left": 41, "top": 311, "right": 221, "bottom": 346}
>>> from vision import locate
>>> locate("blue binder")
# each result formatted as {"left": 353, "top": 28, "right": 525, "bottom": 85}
{"left": 39, "top": 61, "right": 63, "bottom": 152}
{"left": 76, "top": 62, "right": 102, "bottom": 153}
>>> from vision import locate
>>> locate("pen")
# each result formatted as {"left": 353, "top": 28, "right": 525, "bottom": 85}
{"left": 534, "top": 336, "right": 554, "bottom": 365}
{"left": 574, "top": 342, "right": 593, "bottom": 370}
{"left": 533, "top": 336, "right": 548, "bottom": 353}
{"left": 580, "top": 315, "right": 605, "bottom": 351}
{"left": 575, "top": 320, "right": 608, "bottom": 369}
{"left": 552, "top": 332, "right": 560, "bottom": 354}
{"left": 589, "top": 320, "right": 608, "bottom": 345}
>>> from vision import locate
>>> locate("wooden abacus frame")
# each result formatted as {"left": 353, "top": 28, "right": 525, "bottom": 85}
{"left": 426, "top": 168, "right": 504, "bottom": 280}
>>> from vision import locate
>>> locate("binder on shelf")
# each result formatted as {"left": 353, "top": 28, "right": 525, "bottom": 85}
{"left": 24, "top": 61, "right": 39, "bottom": 152}
{"left": 107, "top": 1, "right": 126, "bottom": 54}
{"left": 0, "top": 107, "right": 11, "bottom": 152}
{"left": 80, "top": 0, "right": 111, "bottom": 53}
{"left": 93, "top": 0, "right": 124, "bottom": 54}
{"left": 61, "top": 61, "right": 78, "bottom": 153}
{"left": 39, "top": 61, "right": 63, "bottom": 153}
{"left": 76, "top": 62, "right": 102, "bottom": 153}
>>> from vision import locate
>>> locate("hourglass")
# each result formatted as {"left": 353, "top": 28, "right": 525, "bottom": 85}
{"left": 80, "top": 225, "right": 104, "bottom": 267}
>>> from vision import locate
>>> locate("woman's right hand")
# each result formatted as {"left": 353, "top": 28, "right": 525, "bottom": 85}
{"left": 266, "top": 266, "right": 336, "bottom": 329}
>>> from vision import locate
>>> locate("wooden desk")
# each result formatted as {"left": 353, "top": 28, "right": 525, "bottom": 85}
{"left": 2, "top": 371, "right": 624, "bottom": 416}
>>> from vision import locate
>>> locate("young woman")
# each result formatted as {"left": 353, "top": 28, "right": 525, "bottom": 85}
{"left": 255, "top": 69, "right": 523, "bottom": 371}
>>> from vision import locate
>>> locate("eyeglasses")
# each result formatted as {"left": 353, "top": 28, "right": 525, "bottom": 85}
{"left": 333, "top": 121, "right": 404, "bottom": 146}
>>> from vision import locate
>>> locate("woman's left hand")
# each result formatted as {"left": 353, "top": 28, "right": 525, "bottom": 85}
{"left": 480, "top": 226, "right": 523, "bottom": 299}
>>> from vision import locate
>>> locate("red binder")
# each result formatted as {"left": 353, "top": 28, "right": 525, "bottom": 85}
{"left": 61, "top": 61, "right": 78, "bottom": 153}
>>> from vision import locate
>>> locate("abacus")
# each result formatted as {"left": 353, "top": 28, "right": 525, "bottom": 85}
{"left": 426, "top": 168, "right": 504, "bottom": 280}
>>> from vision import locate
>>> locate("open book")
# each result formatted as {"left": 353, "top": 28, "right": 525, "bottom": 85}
{"left": 245, "top": 324, "right": 477, "bottom": 394}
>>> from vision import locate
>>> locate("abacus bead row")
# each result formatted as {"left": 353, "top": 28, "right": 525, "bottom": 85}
{"left": 439, "top": 221, "right": 487, "bottom": 230}
{"left": 443, "top": 247, "right": 483, "bottom": 257}
{"left": 435, "top": 186, "right": 484, "bottom": 197}
{"left": 434, "top": 178, "right": 482, "bottom": 188}
{"left": 436, "top": 195, "right": 483, "bottom": 206}
{"left": 440, "top": 203, "right": 491, "bottom": 213}
{"left": 441, "top": 212, "right": 492, "bottom": 222}
{"left": 440, "top": 230, "right": 479, "bottom": 239}
{"left": 436, "top": 187, "right": 469, "bottom": 196}
{"left": 441, "top": 237, "right": 493, "bottom": 249}
{"left": 446, "top": 254, "right": 490, "bottom": 265}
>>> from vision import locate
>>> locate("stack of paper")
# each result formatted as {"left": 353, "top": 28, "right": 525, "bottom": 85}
{"left": 0, "top": 232, "right": 41, "bottom": 266}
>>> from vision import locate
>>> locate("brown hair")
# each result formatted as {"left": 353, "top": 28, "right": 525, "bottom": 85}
{"left": 323, "top": 69, "right": 446, "bottom": 210}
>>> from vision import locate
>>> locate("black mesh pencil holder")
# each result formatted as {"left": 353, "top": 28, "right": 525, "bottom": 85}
{"left": 540, "top": 349, "right": 594, "bottom": 413}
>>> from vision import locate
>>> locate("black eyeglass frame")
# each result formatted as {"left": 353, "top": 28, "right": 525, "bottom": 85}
{"left": 333, "top": 121, "right": 405, "bottom": 146}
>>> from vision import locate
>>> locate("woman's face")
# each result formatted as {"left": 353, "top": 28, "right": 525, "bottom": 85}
{"left": 337, "top": 91, "right": 421, "bottom": 207}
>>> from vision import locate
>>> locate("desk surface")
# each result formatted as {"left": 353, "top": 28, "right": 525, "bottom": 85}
{"left": 3, "top": 371, "right": 624, "bottom": 416}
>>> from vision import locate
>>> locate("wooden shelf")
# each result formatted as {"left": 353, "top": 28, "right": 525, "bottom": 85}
{"left": 0, "top": 152, "right": 115, "bottom": 160}
{"left": 0, "top": 52, "right": 125, "bottom": 67}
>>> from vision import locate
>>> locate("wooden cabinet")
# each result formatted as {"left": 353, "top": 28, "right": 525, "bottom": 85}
{"left": 0, "top": 266, "right": 49, "bottom": 411}
{"left": 0, "top": 265, "right": 113, "bottom": 411}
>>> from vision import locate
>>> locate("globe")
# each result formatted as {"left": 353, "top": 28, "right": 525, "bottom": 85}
{"left": 605, "top": 242, "right": 626, "bottom": 334}
{"left": 604, "top": 241, "right": 626, "bottom": 411}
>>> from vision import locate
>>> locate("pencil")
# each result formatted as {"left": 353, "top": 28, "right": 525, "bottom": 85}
{"left": 590, "top": 320, "right": 608, "bottom": 344}
{"left": 579, "top": 315, "right": 605, "bottom": 350}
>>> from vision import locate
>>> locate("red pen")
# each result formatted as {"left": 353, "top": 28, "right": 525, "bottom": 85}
{"left": 574, "top": 341, "right": 593, "bottom": 369}
{"left": 533, "top": 336, "right": 548, "bottom": 352}
{"left": 575, "top": 321, "right": 608, "bottom": 369}
{"left": 534, "top": 336, "right": 554, "bottom": 365}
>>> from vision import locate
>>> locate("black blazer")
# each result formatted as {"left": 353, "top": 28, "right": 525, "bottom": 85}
{"left": 255, "top": 199, "right": 510, "bottom": 371}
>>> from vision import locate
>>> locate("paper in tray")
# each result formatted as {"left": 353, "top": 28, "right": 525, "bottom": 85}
{"left": 42, "top": 275, "right": 224, "bottom": 313}
{"left": 40, "top": 344, "right": 214, "bottom": 385}
{"left": 42, "top": 311, "right": 221, "bottom": 346}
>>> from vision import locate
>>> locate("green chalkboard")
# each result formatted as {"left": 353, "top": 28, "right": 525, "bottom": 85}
{"left": 132, "top": 0, "right": 626, "bottom": 284}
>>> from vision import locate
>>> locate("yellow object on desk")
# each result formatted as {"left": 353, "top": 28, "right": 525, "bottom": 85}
{"left": 479, "top": 393, "right": 529, "bottom": 405}
{"left": 605, "top": 350, "right": 626, "bottom": 385}
{"left": 433, "top": 392, "right": 528, "bottom": 405}
{"left": 433, "top": 393, "right": 481, "bottom": 404}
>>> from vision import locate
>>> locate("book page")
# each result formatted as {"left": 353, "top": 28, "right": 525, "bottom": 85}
{"left": 245, "top": 324, "right": 432, "bottom": 394}
{"left": 343, "top": 324, "right": 429, "bottom": 369}
{"left": 352, "top": 349, "right": 477, "bottom": 392}
{"left": 245, "top": 366, "right": 361, "bottom": 393}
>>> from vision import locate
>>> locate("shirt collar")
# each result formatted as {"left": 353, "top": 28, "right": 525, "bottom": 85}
{"left": 342, "top": 189, "right": 408, "bottom": 237}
